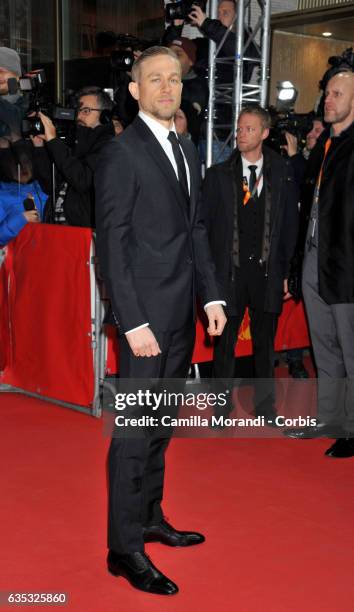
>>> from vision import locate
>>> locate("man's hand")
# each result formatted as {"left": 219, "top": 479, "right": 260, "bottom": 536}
{"left": 283, "top": 132, "right": 298, "bottom": 157}
{"left": 283, "top": 279, "right": 292, "bottom": 301}
{"left": 37, "top": 112, "right": 57, "bottom": 142}
{"left": 126, "top": 327, "right": 162, "bottom": 358}
{"left": 173, "top": 19, "right": 185, "bottom": 26}
{"left": 23, "top": 210, "right": 40, "bottom": 223}
{"left": 188, "top": 5, "right": 207, "bottom": 27}
{"left": 205, "top": 304, "right": 227, "bottom": 336}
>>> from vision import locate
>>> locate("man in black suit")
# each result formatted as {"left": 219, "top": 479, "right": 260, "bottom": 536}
{"left": 284, "top": 71, "right": 354, "bottom": 457}
{"left": 94, "top": 46, "right": 226, "bottom": 596}
{"left": 201, "top": 105, "right": 299, "bottom": 419}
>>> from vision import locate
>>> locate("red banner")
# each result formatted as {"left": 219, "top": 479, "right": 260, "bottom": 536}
{"left": 0, "top": 225, "right": 94, "bottom": 407}
{"left": 0, "top": 225, "right": 310, "bottom": 406}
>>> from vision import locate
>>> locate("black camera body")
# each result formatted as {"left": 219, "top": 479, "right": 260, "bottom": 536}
{"left": 110, "top": 49, "right": 135, "bottom": 72}
{"left": 267, "top": 110, "right": 314, "bottom": 153}
{"left": 110, "top": 34, "right": 154, "bottom": 72}
{"left": 15, "top": 68, "right": 76, "bottom": 139}
{"left": 165, "top": 1, "right": 207, "bottom": 22}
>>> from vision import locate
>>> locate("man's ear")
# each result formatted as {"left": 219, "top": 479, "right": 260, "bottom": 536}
{"left": 129, "top": 81, "right": 139, "bottom": 101}
{"left": 262, "top": 127, "right": 270, "bottom": 141}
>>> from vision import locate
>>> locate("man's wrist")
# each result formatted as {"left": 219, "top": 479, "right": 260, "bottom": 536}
{"left": 125, "top": 323, "right": 149, "bottom": 335}
{"left": 204, "top": 301, "right": 226, "bottom": 310}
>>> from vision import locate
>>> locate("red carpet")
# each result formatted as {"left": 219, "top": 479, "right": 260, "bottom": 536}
{"left": 1, "top": 390, "right": 354, "bottom": 611}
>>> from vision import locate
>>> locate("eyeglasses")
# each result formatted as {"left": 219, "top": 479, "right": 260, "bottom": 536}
{"left": 236, "top": 127, "right": 257, "bottom": 134}
{"left": 78, "top": 107, "right": 101, "bottom": 115}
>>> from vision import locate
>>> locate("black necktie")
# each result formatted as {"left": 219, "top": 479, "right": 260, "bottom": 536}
{"left": 248, "top": 165, "right": 258, "bottom": 197}
{"left": 168, "top": 131, "right": 189, "bottom": 204}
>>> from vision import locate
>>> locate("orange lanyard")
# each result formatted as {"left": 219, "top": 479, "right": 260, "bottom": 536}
{"left": 242, "top": 168, "right": 263, "bottom": 206}
{"left": 316, "top": 137, "right": 331, "bottom": 192}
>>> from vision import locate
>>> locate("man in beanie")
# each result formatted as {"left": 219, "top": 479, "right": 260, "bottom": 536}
{"left": 168, "top": 37, "right": 208, "bottom": 144}
{"left": 0, "top": 47, "right": 25, "bottom": 140}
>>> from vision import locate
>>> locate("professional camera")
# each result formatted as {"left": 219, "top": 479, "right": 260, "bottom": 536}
{"left": 110, "top": 34, "right": 154, "bottom": 72}
{"left": 320, "top": 47, "right": 354, "bottom": 89}
{"left": 314, "top": 47, "right": 354, "bottom": 118}
{"left": 266, "top": 108, "right": 314, "bottom": 153}
{"left": 13, "top": 69, "right": 76, "bottom": 138}
{"left": 165, "top": 1, "right": 207, "bottom": 22}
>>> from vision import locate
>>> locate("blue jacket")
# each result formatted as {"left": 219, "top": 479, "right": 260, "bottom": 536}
{"left": 0, "top": 180, "right": 47, "bottom": 245}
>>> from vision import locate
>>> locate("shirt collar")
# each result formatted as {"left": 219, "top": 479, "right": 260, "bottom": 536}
{"left": 139, "top": 111, "right": 176, "bottom": 140}
{"left": 241, "top": 155, "right": 263, "bottom": 170}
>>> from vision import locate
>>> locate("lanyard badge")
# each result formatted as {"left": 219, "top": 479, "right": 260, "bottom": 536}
{"left": 242, "top": 177, "right": 251, "bottom": 205}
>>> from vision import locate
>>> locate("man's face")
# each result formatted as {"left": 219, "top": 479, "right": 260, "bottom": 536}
{"left": 306, "top": 119, "right": 325, "bottom": 150}
{"left": 236, "top": 113, "right": 269, "bottom": 154}
{"left": 169, "top": 45, "right": 192, "bottom": 77}
{"left": 76, "top": 94, "right": 102, "bottom": 128}
{"left": 324, "top": 72, "right": 354, "bottom": 127}
{"left": 217, "top": 1, "right": 236, "bottom": 28}
{"left": 0, "top": 67, "right": 18, "bottom": 95}
{"left": 129, "top": 54, "right": 182, "bottom": 123}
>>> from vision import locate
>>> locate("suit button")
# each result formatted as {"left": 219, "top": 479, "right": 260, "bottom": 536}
{"left": 186, "top": 257, "right": 193, "bottom": 265}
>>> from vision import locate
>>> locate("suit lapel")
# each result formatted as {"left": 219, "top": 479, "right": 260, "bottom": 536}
{"left": 132, "top": 117, "right": 191, "bottom": 223}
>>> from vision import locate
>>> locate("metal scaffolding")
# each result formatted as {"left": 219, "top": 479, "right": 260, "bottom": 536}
{"left": 205, "top": 0, "right": 271, "bottom": 167}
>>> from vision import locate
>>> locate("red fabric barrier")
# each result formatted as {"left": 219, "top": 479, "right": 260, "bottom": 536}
{"left": 105, "top": 299, "right": 310, "bottom": 373}
{"left": 0, "top": 249, "right": 10, "bottom": 372}
{"left": 0, "top": 224, "right": 310, "bottom": 404}
{"left": 0, "top": 225, "right": 95, "bottom": 407}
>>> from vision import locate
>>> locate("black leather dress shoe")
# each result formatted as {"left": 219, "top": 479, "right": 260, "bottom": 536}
{"left": 283, "top": 421, "right": 343, "bottom": 439}
{"left": 143, "top": 518, "right": 205, "bottom": 547}
{"left": 107, "top": 550, "right": 178, "bottom": 595}
{"left": 288, "top": 360, "right": 309, "bottom": 379}
{"left": 325, "top": 437, "right": 354, "bottom": 458}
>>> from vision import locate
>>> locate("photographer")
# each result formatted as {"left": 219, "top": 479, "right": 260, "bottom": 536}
{"left": 32, "top": 86, "right": 114, "bottom": 227}
{"left": 278, "top": 116, "right": 325, "bottom": 379}
{"left": 283, "top": 116, "right": 325, "bottom": 185}
{"left": 0, "top": 47, "right": 25, "bottom": 140}
{"left": 164, "top": 1, "right": 257, "bottom": 83}
{"left": 0, "top": 47, "right": 35, "bottom": 184}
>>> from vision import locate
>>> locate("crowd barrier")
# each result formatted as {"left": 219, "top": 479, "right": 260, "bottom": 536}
{"left": 0, "top": 225, "right": 310, "bottom": 415}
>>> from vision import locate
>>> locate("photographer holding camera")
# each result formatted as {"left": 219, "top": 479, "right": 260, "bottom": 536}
{"left": 0, "top": 47, "right": 36, "bottom": 184}
{"left": 164, "top": 1, "right": 256, "bottom": 83}
{"left": 31, "top": 86, "right": 114, "bottom": 227}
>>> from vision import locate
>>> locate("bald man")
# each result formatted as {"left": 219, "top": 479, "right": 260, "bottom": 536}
{"left": 285, "top": 71, "right": 354, "bottom": 457}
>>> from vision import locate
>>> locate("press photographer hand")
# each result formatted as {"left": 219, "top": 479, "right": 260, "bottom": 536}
{"left": 188, "top": 4, "right": 207, "bottom": 27}
{"left": 29, "top": 111, "right": 57, "bottom": 144}
{"left": 283, "top": 132, "right": 298, "bottom": 157}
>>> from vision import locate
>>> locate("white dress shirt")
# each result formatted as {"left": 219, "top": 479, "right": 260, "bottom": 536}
{"left": 241, "top": 155, "right": 264, "bottom": 196}
{"left": 138, "top": 111, "right": 191, "bottom": 192}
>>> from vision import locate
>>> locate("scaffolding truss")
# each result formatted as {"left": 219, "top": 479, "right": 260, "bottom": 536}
{"left": 205, "top": 0, "right": 271, "bottom": 167}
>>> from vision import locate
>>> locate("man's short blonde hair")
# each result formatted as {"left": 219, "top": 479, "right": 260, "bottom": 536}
{"left": 238, "top": 105, "right": 271, "bottom": 129}
{"left": 131, "top": 46, "right": 181, "bottom": 83}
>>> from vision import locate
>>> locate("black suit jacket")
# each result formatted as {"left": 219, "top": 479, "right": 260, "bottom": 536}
{"left": 201, "top": 146, "right": 299, "bottom": 314}
{"left": 94, "top": 116, "right": 221, "bottom": 334}
{"left": 299, "top": 122, "right": 354, "bottom": 304}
